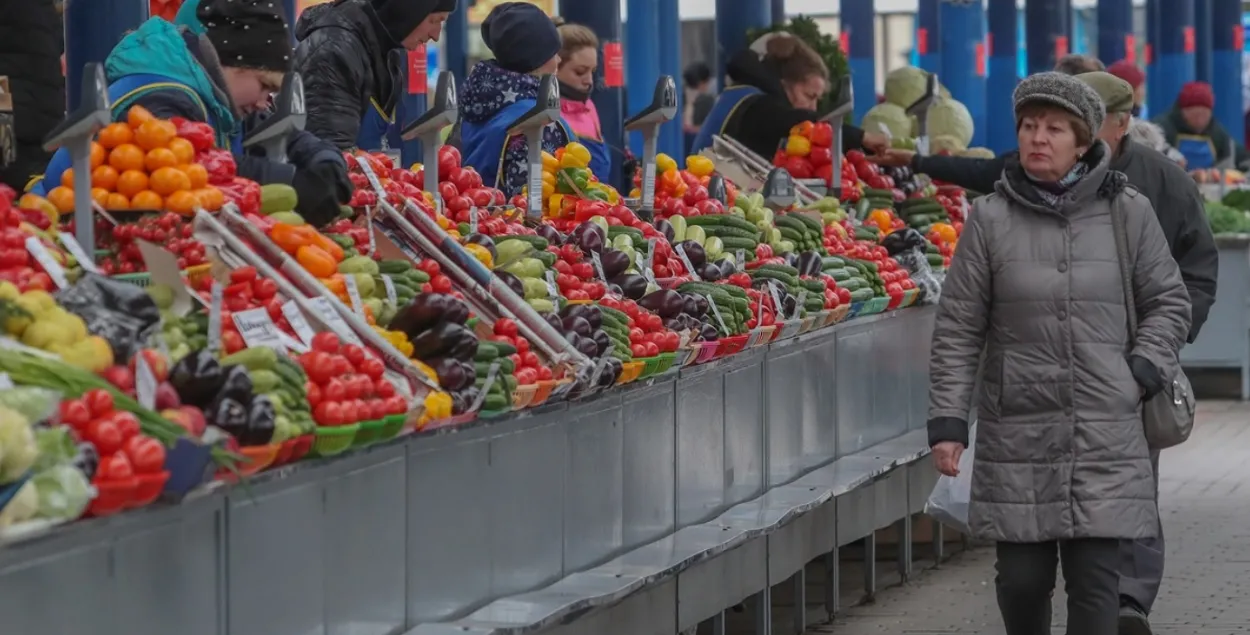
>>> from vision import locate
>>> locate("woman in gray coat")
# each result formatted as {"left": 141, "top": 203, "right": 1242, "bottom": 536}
{"left": 926, "top": 72, "right": 1191, "bottom": 634}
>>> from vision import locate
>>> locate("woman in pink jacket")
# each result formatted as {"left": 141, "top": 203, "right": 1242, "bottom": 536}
{"left": 555, "top": 22, "right": 612, "bottom": 180}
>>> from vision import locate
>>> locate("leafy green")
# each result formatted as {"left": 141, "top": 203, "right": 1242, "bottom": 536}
{"left": 747, "top": 16, "right": 850, "bottom": 116}
{"left": 1221, "top": 189, "right": 1250, "bottom": 211}
{"left": 1205, "top": 200, "right": 1250, "bottom": 234}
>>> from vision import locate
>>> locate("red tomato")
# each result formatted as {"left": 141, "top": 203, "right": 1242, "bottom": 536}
{"left": 375, "top": 378, "right": 396, "bottom": 399}
{"left": 369, "top": 400, "right": 388, "bottom": 420}
{"left": 339, "top": 400, "right": 360, "bottom": 424}
{"left": 324, "top": 378, "right": 347, "bottom": 402}
{"left": 87, "top": 419, "right": 123, "bottom": 455}
{"left": 384, "top": 396, "right": 407, "bottom": 415}
{"left": 306, "top": 382, "right": 323, "bottom": 408}
{"left": 111, "top": 411, "right": 141, "bottom": 441}
{"left": 642, "top": 341, "right": 660, "bottom": 357}
{"left": 98, "top": 453, "right": 134, "bottom": 481}
{"left": 83, "top": 388, "right": 115, "bottom": 418}
{"left": 536, "top": 365, "right": 553, "bottom": 381}
{"left": 662, "top": 331, "right": 680, "bottom": 352}
{"left": 514, "top": 337, "right": 530, "bottom": 354}
{"left": 331, "top": 355, "right": 353, "bottom": 376}
{"left": 222, "top": 331, "right": 245, "bottom": 354}
{"left": 124, "top": 435, "right": 166, "bottom": 474}
{"left": 431, "top": 274, "right": 453, "bottom": 293}
{"left": 59, "top": 399, "right": 91, "bottom": 428}
{"left": 305, "top": 352, "right": 335, "bottom": 385}
{"left": 311, "top": 331, "right": 340, "bottom": 353}
{"left": 360, "top": 357, "right": 385, "bottom": 380}
{"left": 515, "top": 367, "right": 538, "bottom": 385}
{"left": 494, "top": 318, "right": 518, "bottom": 337}
{"left": 229, "top": 266, "right": 258, "bottom": 284}
{"left": 341, "top": 344, "right": 366, "bottom": 367}
{"left": 314, "top": 401, "right": 343, "bottom": 426}
{"left": 521, "top": 351, "right": 540, "bottom": 368}
{"left": 252, "top": 278, "right": 278, "bottom": 300}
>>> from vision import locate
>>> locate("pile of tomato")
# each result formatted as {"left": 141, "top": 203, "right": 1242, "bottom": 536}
{"left": 297, "top": 331, "right": 408, "bottom": 426}
{"left": 59, "top": 388, "right": 168, "bottom": 517}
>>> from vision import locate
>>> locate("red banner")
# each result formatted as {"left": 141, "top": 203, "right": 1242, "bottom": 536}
{"left": 1054, "top": 35, "right": 1069, "bottom": 60}
{"left": 1144, "top": 43, "right": 1153, "bottom": 65}
{"left": 916, "top": 28, "right": 928, "bottom": 55}
{"left": 603, "top": 42, "right": 623, "bottom": 88}
{"left": 986, "top": 33, "right": 994, "bottom": 57}
{"left": 1236, "top": 25, "right": 1246, "bottom": 52}
{"left": 975, "top": 42, "right": 986, "bottom": 77}
{"left": 407, "top": 47, "right": 427, "bottom": 95}
{"left": 1124, "top": 34, "right": 1136, "bottom": 63}
{"left": 1183, "top": 26, "right": 1195, "bottom": 54}
{"left": 839, "top": 32, "right": 850, "bottom": 56}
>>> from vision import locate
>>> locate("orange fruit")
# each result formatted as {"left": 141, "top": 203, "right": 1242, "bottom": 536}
{"left": 195, "top": 186, "right": 224, "bottom": 211}
{"left": 91, "top": 165, "right": 119, "bottom": 191}
{"left": 134, "top": 119, "right": 176, "bottom": 151}
{"left": 90, "top": 142, "right": 105, "bottom": 169}
{"left": 97, "top": 123, "right": 134, "bottom": 149}
{"left": 116, "top": 169, "right": 150, "bottom": 198}
{"left": 165, "top": 190, "right": 199, "bottom": 216}
{"left": 105, "top": 192, "right": 131, "bottom": 211}
{"left": 182, "top": 163, "right": 209, "bottom": 189}
{"left": 108, "top": 143, "right": 146, "bottom": 172}
{"left": 60, "top": 167, "right": 75, "bottom": 188}
{"left": 149, "top": 166, "right": 190, "bottom": 196}
{"left": 91, "top": 188, "right": 111, "bottom": 207}
{"left": 168, "top": 137, "right": 195, "bottom": 164}
{"left": 47, "top": 186, "right": 76, "bottom": 214}
{"left": 130, "top": 190, "right": 164, "bottom": 210}
{"left": 126, "top": 105, "right": 155, "bottom": 129}
{"left": 144, "top": 147, "right": 179, "bottom": 171}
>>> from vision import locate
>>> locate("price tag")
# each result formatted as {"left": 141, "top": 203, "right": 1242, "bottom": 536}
{"left": 0, "top": 336, "right": 59, "bottom": 360}
{"left": 642, "top": 162, "right": 657, "bottom": 205}
{"left": 356, "top": 158, "right": 386, "bottom": 194}
{"left": 232, "top": 307, "right": 288, "bottom": 352}
{"left": 278, "top": 330, "right": 309, "bottom": 354}
{"left": 916, "top": 135, "right": 930, "bottom": 156}
{"left": 767, "top": 281, "right": 785, "bottom": 319}
{"left": 57, "top": 233, "right": 99, "bottom": 274}
{"left": 643, "top": 238, "right": 658, "bottom": 281}
{"left": 281, "top": 300, "right": 316, "bottom": 348}
{"left": 794, "top": 290, "right": 808, "bottom": 320}
{"left": 704, "top": 294, "right": 729, "bottom": 334}
{"left": 344, "top": 275, "right": 366, "bottom": 316}
{"left": 746, "top": 298, "right": 767, "bottom": 347}
{"left": 470, "top": 361, "right": 501, "bottom": 412}
{"left": 545, "top": 270, "right": 560, "bottom": 299}
{"left": 365, "top": 206, "right": 377, "bottom": 255}
{"left": 590, "top": 251, "right": 606, "bottom": 280}
{"left": 527, "top": 168, "right": 543, "bottom": 217}
{"left": 381, "top": 274, "right": 398, "bottom": 305}
{"left": 675, "top": 242, "right": 699, "bottom": 280}
{"left": 309, "top": 297, "right": 364, "bottom": 345}
{"left": 207, "top": 282, "right": 223, "bottom": 354}
{"left": 735, "top": 250, "right": 745, "bottom": 271}
{"left": 0, "top": 373, "right": 12, "bottom": 390}
{"left": 469, "top": 206, "right": 479, "bottom": 234}
{"left": 25, "top": 236, "right": 68, "bottom": 289}
{"left": 135, "top": 354, "right": 157, "bottom": 410}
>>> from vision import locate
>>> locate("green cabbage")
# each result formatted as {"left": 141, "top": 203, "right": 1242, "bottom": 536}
{"left": 0, "top": 406, "right": 37, "bottom": 484}
{"left": 958, "top": 147, "right": 996, "bottom": 159}
{"left": 926, "top": 98, "right": 975, "bottom": 147}
{"left": 861, "top": 103, "right": 913, "bottom": 140}
{"left": 32, "top": 464, "right": 92, "bottom": 521}
{"left": 930, "top": 135, "right": 969, "bottom": 154}
{"left": 883, "top": 66, "right": 953, "bottom": 108}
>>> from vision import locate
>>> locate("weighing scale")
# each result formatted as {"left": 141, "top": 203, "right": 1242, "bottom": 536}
{"left": 504, "top": 74, "right": 562, "bottom": 221}
{"left": 906, "top": 73, "right": 941, "bottom": 157}
{"left": 401, "top": 71, "right": 458, "bottom": 202}
{"left": 43, "top": 63, "right": 111, "bottom": 264}
{"left": 623, "top": 75, "right": 678, "bottom": 221}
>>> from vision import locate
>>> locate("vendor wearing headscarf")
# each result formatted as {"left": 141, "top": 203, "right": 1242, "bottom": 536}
{"left": 458, "top": 2, "right": 571, "bottom": 196}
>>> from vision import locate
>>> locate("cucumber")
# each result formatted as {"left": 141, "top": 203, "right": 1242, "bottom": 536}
{"left": 719, "top": 236, "right": 758, "bottom": 251}
{"left": 482, "top": 394, "right": 509, "bottom": 411}
{"left": 927, "top": 253, "right": 945, "bottom": 267}
{"left": 824, "top": 267, "right": 851, "bottom": 282}
{"left": 790, "top": 213, "right": 825, "bottom": 234}
{"left": 607, "top": 225, "right": 644, "bottom": 245}
{"left": 749, "top": 269, "right": 799, "bottom": 288}
{"left": 405, "top": 269, "right": 431, "bottom": 284}
{"left": 378, "top": 259, "right": 412, "bottom": 274}
{"left": 778, "top": 226, "right": 805, "bottom": 242}
{"left": 821, "top": 256, "right": 847, "bottom": 269}
{"left": 862, "top": 187, "right": 894, "bottom": 199}
{"left": 849, "top": 288, "right": 875, "bottom": 302}
{"left": 702, "top": 225, "right": 762, "bottom": 240}
{"left": 685, "top": 214, "right": 760, "bottom": 234}
{"left": 599, "top": 305, "right": 631, "bottom": 325}
{"left": 503, "top": 234, "right": 549, "bottom": 251}
{"left": 754, "top": 263, "right": 799, "bottom": 276}
{"left": 800, "top": 279, "right": 826, "bottom": 293}
{"left": 840, "top": 277, "right": 866, "bottom": 291}
{"left": 474, "top": 344, "right": 499, "bottom": 362}
{"left": 533, "top": 250, "right": 557, "bottom": 268}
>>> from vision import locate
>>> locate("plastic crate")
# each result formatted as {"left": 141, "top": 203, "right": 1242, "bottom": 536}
{"left": 311, "top": 424, "right": 359, "bottom": 457}
{"left": 353, "top": 419, "right": 386, "bottom": 446}
{"left": 378, "top": 414, "right": 407, "bottom": 441}
{"left": 716, "top": 334, "right": 749, "bottom": 358}
{"left": 512, "top": 383, "right": 538, "bottom": 408}
{"left": 653, "top": 352, "right": 678, "bottom": 374}
{"left": 616, "top": 361, "right": 644, "bottom": 385}
{"left": 861, "top": 296, "right": 890, "bottom": 316}
{"left": 111, "top": 263, "right": 213, "bottom": 288}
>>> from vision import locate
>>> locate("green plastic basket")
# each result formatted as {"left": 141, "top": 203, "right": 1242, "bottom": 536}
{"left": 637, "top": 356, "right": 664, "bottom": 379}
{"left": 653, "top": 352, "right": 678, "bottom": 375}
{"left": 861, "top": 296, "right": 890, "bottom": 316}
{"left": 310, "top": 424, "right": 359, "bottom": 457}
{"left": 378, "top": 414, "right": 407, "bottom": 441}
{"left": 353, "top": 419, "right": 386, "bottom": 446}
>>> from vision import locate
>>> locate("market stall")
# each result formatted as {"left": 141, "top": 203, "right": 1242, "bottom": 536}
{"left": 1186, "top": 187, "right": 1250, "bottom": 398}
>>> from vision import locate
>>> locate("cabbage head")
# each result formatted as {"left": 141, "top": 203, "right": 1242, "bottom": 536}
{"left": 958, "top": 147, "right": 996, "bottom": 159}
{"left": 883, "top": 66, "right": 952, "bottom": 108}
{"left": 930, "top": 135, "right": 969, "bottom": 154}
{"left": 926, "top": 98, "right": 975, "bottom": 147}
{"left": 861, "top": 103, "right": 913, "bottom": 140}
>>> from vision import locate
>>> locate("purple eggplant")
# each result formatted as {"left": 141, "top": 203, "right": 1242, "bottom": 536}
{"left": 571, "top": 221, "right": 606, "bottom": 254}
{"left": 495, "top": 270, "right": 525, "bottom": 297}
{"left": 567, "top": 332, "right": 601, "bottom": 357}
{"left": 411, "top": 321, "right": 478, "bottom": 361}
{"left": 561, "top": 315, "right": 594, "bottom": 339}
{"left": 598, "top": 357, "right": 623, "bottom": 386}
{"left": 697, "top": 263, "right": 723, "bottom": 281}
{"left": 535, "top": 224, "right": 565, "bottom": 246}
{"left": 429, "top": 358, "right": 475, "bottom": 391}
{"left": 599, "top": 248, "right": 631, "bottom": 279}
{"left": 639, "top": 289, "right": 685, "bottom": 318}
{"left": 610, "top": 273, "right": 648, "bottom": 300}
{"left": 654, "top": 218, "right": 675, "bottom": 242}
{"left": 676, "top": 240, "right": 706, "bottom": 267}
{"left": 561, "top": 303, "right": 602, "bottom": 329}
{"left": 591, "top": 329, "right": 612, "bottom": 356}
{"left": 543, "top": 312, "right": 563, "bottom": 331}
{"left": 783, "top": 252, "right": 800, "bottom": 268}
{"left": 796, "top": 251, "right": 823, "bottom": 277}
{"left": 699, "top": 323, "right": 720, "bottom": 341}
{"left": 391, "top": 293, "right": 458, "bottom": 338}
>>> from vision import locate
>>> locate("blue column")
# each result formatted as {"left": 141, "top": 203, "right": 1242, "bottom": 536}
{"left": 624, "top": 0, "right": 660, "bottom": 159}
{"left": 841, "top": 0, "right": 875, "bottom": 123}
{"left": 284, "top": 0, "right": 297, "bottom": 41}
{"left": 399, "top": 48, "right": 428, "bottom": 167}
{"left": 772, "top": 0, "right": 786, "bottom": 24}
{"left": 916, "top": 0, "right": 941, "bottom": 73}
{"left": 444, "top": 0, "right": 469, "bottom": 83}
{"left": 1024, "top": 0, "right": 1069, "bottom": 74}
{"left": 657, "top": 0, "right": 684, "bottom": 159}
{"left": 1146, "top": 0, "right": 1159, "bottom": 115}
{"left": 1096, "top": 0, "right": 1132, "bottom": 64}
{"left": 563, "top": 0, "right": 626, "bottom": 189}
{"left": 715, "top": 0, "right": 771, "bottom": 84}
{"left": 64, "top": 0, "right": 147, "bottom": 110}
{"left": 1150, "top": 0, "right": 1194, "bottom": 119}
{"left": 1195, "top": 0, "right": 1213, "bottom": 83}
{"left": 1212, "top": 0, "right": 1244, "bottom": 141}
{"left": 987, "top": 0, "right": 1018, "bottom": 153}
{"left": 940, "top": 0, "right": 986, "bottom": 147}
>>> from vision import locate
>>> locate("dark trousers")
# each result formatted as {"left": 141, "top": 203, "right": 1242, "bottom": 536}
{"left": 1119, "top": 451, "right": 1164, "bottom": 612}
{"left": 995, "top": 539, "right": 1121, "bottom": 635}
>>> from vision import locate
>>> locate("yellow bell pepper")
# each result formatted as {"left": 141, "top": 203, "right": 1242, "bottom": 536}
{"left": 464, "top": 242, "right": 494, "bottom": 268}
{"left": 785, "top": 135, "right": 812, "bottom": 156}
{"left": 560, "top": 142, "right": 592, "bottom": 169}
{"left": 685, "top": 155, "right": 715, "bottom": 178}
{"left": 541, "top": 151, "right": 559, "bottom": 173}
{"left": 424, "top": 391, "right": 453, "bottom": 420}
{"left": 655, "top": 153, "right": 678, "bottom": 174}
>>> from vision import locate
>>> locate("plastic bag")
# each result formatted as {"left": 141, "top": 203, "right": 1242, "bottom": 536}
{"left": 924, "top": 422, "right": 976, "bottom": 534}
{"left": 896, "top": 246, "right": 945, "bottom": 305}
{"left": 55, "top": 274, "right": 160, "bottom": 363}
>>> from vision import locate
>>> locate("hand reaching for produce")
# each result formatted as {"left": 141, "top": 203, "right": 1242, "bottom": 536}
{"left": 868, "top": 148, "right": 916, "bottom": 168}
{"left": 860, "top": 131, "right": 891, "bottom": 156}
{"left": 931, "top": 441, "right": 964, "bottom": 477}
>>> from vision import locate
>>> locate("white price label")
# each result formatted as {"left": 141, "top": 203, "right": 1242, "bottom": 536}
{"left": 470, "top": 361, "right": 501, "bottom": 412}
{"left": 344, "top": 275, "right": 366, "bottom": 316}
{"left": 590, "top": 251, "right": 606, "bottom": 280}
{"left": 135, "top": 354, "right": 157, "bottom": 410}
{"left": 735, "top": 250, "right": 745, "bottom": 271}
{"left": 527, "top": 168, "right": 544, "bottom": 216}
{"left": 545, "top": 270, "right": 560, "bottom": 299}
{"left": 643, "top": 238, "right": 657, "bottom": 282}
{"left": 57, "top": 233, "right": 99, "bottom": 274}
{"left": 365, "top": 207, "right": 377, "bottom": 255}
{"left": 381, "top": 274, "right": 398, "bottom": 305}
{"left": 589, "top": 353, "right": 612, "bottom": 387}
{"left": 308, "top": 297, "right": 364, "bottom": 345}
{"left": 794, "top": 290, "right": 808, "bottom": 320}
{"left": 642, "top": 162, "right": 657, "bottom": 205}
{"left": 0, "top": 373, "right": 13, "bottom": 390}
{"left": 281, "top": 300, "right": 316, "bottom": 349}
{"left": 207, "top": 282, "right": 223, "bottom": 354}
{"left": 356, "top": 158, "right": 386, "bottom": 194}
{"left": 469, "top": 206, "right": 479, "bottom": 234}
{"left": 278, "top": 331, "right": 309, "bottom": 354}
{"left": 675, "top": 243, "right": 699, "bottom": 280}
{"left": 232, "top": 308, "right": 288, "bottom": 352}
{"left": 767, "top": 281, "right": 785, "bottom": 319}
{"left": 25, "top": 236, "right": 68, "bottom": 289}
{"left": 704, "top": 294, "right": 729, "bottom": 334}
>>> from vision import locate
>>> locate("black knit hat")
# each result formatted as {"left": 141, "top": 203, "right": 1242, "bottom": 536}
{"left": 198, "top": 0, "right": 293, "bottom": 72}
{"left": 482, "top": 2, "right": 560, "bottom": 74}
{"left": 371, "top": 0, "right": 458, "bottom": 47}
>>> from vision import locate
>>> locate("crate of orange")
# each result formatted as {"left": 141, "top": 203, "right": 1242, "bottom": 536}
{"left": 43, "top": 106, "right": 226, "bottom": 218}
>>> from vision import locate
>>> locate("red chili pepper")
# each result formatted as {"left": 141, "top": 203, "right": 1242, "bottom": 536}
{"left": 198, "top": 149, "right": 238, "bottom": 184}
{"left": 173, "top": 118, "right": 216, "bottom": 152}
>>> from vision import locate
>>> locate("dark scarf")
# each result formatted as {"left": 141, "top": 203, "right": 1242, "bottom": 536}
{"left": 1024, "top": 159, "right": 1091, "bottom": 208}
{"left": 559, "top": 80, "right": 591, "bottom": 103}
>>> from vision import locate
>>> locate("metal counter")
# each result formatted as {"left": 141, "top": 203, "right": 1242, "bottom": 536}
{"left": 1182, "top": 236, "right": 1250, "bottom": 399}
{"left": 0, "top": 306, "right": 937, "bottom": 635}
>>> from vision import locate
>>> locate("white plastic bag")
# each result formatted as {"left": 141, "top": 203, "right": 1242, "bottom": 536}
{"left": 924, "top": 422, "right": 976, "bottom": 535}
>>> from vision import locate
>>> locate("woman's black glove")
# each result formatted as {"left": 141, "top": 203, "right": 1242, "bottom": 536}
{"left": 291, "top": 169, "right": 342, "bottom": 227}
{"left": 304, "top": 158, "right": 352, "bottom": 205}
{"left": 1128, "top": 355, "right": 1165, "bottom": 401}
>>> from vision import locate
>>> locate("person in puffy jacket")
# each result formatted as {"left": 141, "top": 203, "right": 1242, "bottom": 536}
{"left": 35, "top": 0, "right": 350, "bottom": 225}
{"left": 927, "top": 72, "right": 1190, "bottom": 635}
{"left": 1153, "top": 81, "right": 1250, "bottom": 169}
{"left": 293, "top": 0, "right": 454, "bottom": 153}
{"left": 0, "top": 0, "right": 65, "bottom": 193}
{"left": 554, "top": 22, "right": 612, "bottom": 183}
{"left": 458, "top": 2, "right": 570, "bottom": 196}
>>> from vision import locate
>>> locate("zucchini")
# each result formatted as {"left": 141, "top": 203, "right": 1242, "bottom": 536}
{"left": 502, "top": 234, "right": 549, "bottom": 251}
{"left": 702, "top": 225, "right": 762, "bottom": 240}
{"left": 378, "top": 259, "right": 412, "bottom": 274}
{"left": 849, "top": 288, "right": 875, "bottom": 302}
{"left": 755, "top": 263, "right": 799, "bottom": 276}
{"left": 719, "top": 236, "right": 759, "bottom": 251}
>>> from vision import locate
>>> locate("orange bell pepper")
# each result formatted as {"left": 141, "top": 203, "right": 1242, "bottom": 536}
{"left": 311, "top": 232, "right": 345, "bottom": 261}
{"left": 271, "top": 223, "right": 317, "bottom": 254}
{"left": 321, "top": 274, "right": 347, "bottom": 295}
{"left": 297, "top": 244, "right": 337, "bottom": 277}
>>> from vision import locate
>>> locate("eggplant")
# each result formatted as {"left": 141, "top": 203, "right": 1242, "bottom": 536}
{"left": 781, "top": 293, "right": 798, "bottom": 317}
{"left": 207, "top": 395, "right": 248, "bottom": 440}
{"left": 573, "top": 332, "right": 601, "bottom": 358}
{"left": 241, "top": 395, "right": 276, "bottom": 446}
{"left": 591, "top": 329, "right": 612, "bottom": 356}
{"left": 639, "top": 289, "right": 685, "bottom": 318}
{"left": 718, "top": 259, "right": 738, "bottom": 279}
{"left": 598, "top": 357, "right": 623, "bottom": 387}
{"left": 451, "top": 389, "right": 474, "bottom": 415}
{"left": 882, "top": 228, "right": 927, "bottom": 255}
{"left": 783, "top": 252, "right": 800, "bottom": 268}
{"left": 571, "top": 221, "right": 606, "bottom": 254}
{"left": 654, "top": 218, "right": 675, "bottom": 242}
{"left": 444, "top": 296, "right": 471, "bottom": 325}
{"left": 663, "top": 317, "right": 684, "bottom": 331}
{"left": 796, "top": 251, "right": 823, "bottom": 277}
{"left": 465, "top": 233, "right": 497, "bottom": 259}
{"left": 690, "top": 294, "right": 710, "bottom": 316}
{"left": 429, "top": 357, "right": 475, "bottom": 391}
{"left": 392, "top": 293, "right": 457, "bottom": 338}
{"left": 169, "top": 350, "right": 224, "bottom": 408}
{"left": 675, "top": 240, "right": 706, "bottom": 268}
{"left": 561, "top": 315, "right": 594, "bottom": 339}
{"left": 608, "top": 283, "right": 622, "bottom": 296}
{"left": 495, "top": 270, "right": 525, "bottom": 297}
{"left": 216, "top": 365, "right": 254, "bottom": 404}
{"left": 599, "top": 248, "right": 631, "bottom": 279}
{"left": 561, "top": 303, "right": 602, "bottom": 330}
{"left": 72, "top": 443, "right": 99, "bottom": 481}
{"left": 543, "top": 312, "right": 564, "bottom": 331}
{"left": 699, "top": 323, "right": 720, "bottom": 341}
{"left": 610, "top": 273, "right": 648, "bottom": 300}
{"left": 411, "top": 321, "right": 478, "bottom": 361}
{"left": 535, "top": 224, "right": 565, "bottom": 246}
{"left": 697, "top": 263, "right": 723, "bottom": 281}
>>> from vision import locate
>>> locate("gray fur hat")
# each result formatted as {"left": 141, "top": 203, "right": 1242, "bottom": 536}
{"left": 1013, "top": 71, "right": 1105, "bottom": 135}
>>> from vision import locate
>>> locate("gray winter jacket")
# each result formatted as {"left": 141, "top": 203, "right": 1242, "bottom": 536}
{"left": 927, "top": 141, "right": 1191, "bottom": 543}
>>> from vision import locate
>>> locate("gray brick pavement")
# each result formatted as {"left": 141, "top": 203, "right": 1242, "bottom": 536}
{"left": 807, "top": 401, "right": 1250, "bottom": 634}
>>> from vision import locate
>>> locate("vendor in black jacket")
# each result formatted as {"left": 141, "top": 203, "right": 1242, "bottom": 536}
{"left": 689, "top": 34, "right": 888, "bottom": 159}
{"left": 293, "top": 0, "right": 455, "bottom": 153}
{"left": 877, "top": 72, "right": 1217, "bottom": 343}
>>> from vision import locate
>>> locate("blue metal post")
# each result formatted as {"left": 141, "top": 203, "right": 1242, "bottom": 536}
{"left": 657, "top": 0, "right": 684, "bottom": 159}
{"left": 841, "top": 0, "right": 875, "bottom": 123}
{"left": 1195, "top": 0, "right": 1213, "bottom": 83}
{"left": 284, "top": 0, "right": 297, "bottom": 41}
{"left": 562, "top": 0, "right": 626, "bottom": 189}
{"left": 1146, "top": 0, "right": 1158, "bottom": 112}
{"left": 1096, "top": 0, "right": 1133, "bottom": 64}
{"left": 772, "top": 0, "right": 786, "bottom": 24}
{"left": 715, "top": 0, "right": 771, "bottom": 85}
{"left": 916, "top": 0, "right": 941, "bottom": 73}
{"left": 940, "top": 0, "right": 986, "bottom": 147}
{"left": 1024, "top": 0, "right": 1069, "bottom": 74}
{"left": 987, "top": 0, "right": 1018, "bottom": 153}
{"left": 444, "top": 0, "right": 469, "bottom": 83}
{"left": 399, "top": 48, "right": 428, "bottom": 168}
{"left": 1150, "top": 0, "right": 1194, "bottom": 118}
{"left": 64, "top": 0, "right": 147, "bottom": 111}
{"left": 1212, "top": 0, "right": 1243, "bottom": 141}
{"left": 624, "top": 0, "right": 660, "bottom": 159}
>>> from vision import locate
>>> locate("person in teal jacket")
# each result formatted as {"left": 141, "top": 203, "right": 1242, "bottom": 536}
{"left": 36, "top": 0, "right": 349, "bottom": 224}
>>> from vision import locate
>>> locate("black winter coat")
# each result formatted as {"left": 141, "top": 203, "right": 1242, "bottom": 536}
{"left": 0, "top": 0, "right": 65, "bottom": 191}
{"left": 293, "top": 0, "right": 399, "bottom": 150}
{"left": 914, "top": 137, "right": 1218, "bottom": 342}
